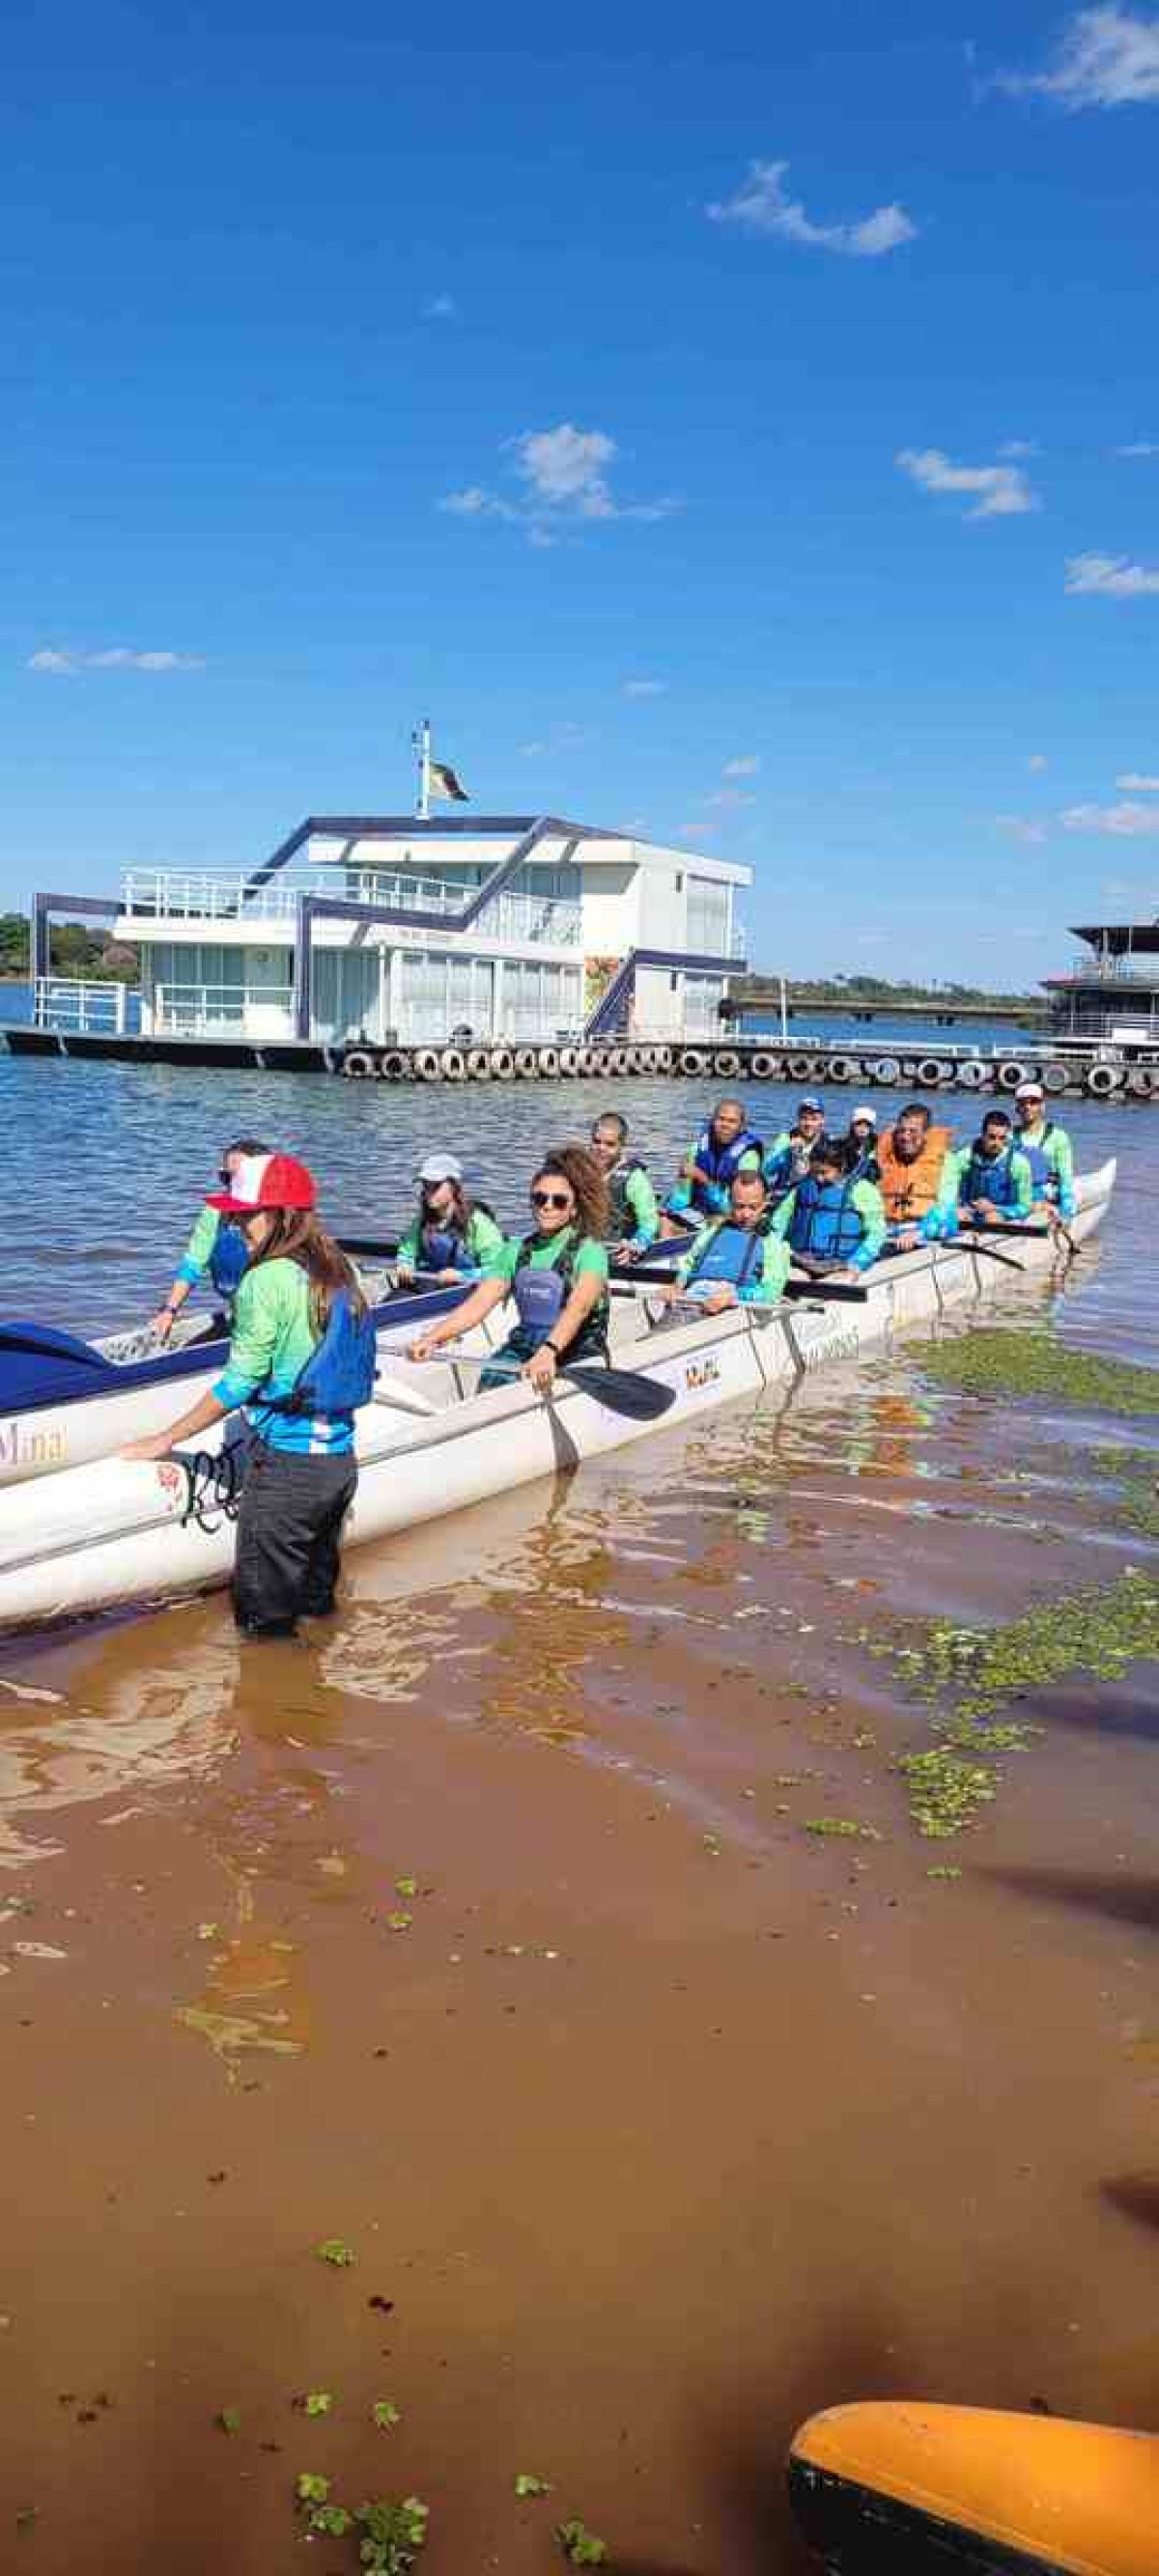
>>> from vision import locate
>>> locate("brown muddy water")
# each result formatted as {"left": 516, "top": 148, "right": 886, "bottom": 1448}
{"left": 0, "top": 1063, "right": 1157, "bottom": 2572}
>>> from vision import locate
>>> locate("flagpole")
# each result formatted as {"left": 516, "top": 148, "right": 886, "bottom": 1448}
{"left": 415, "top": 717, "right": 432, "bottom": 822}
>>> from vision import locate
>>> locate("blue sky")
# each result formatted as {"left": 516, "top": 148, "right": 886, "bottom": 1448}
{"left": 2, "top": 0, "right": 1158, "bottom": 984}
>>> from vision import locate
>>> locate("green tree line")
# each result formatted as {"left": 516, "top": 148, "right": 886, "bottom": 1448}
{"left": 0, "top": 913, "right": 139, "bottom": 983}
{"left": 735, "top": 970, "right": 1037, "bottom": 1008}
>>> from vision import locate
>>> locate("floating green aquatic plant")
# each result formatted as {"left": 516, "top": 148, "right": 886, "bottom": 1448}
{"left": 557, "top": 2519, "right": 609, "bottom": 2567}
{"left": 354, "top": 2495, "right": 430, "bottom": 2575}
{"left": 316, "top": 2236, "right": 355, "bottom": 2266}
{"left": 918, "top": 1330, "right": 1159, "bottom": 1417}
{"left": 372, "top": 2400, "right": 401, "bottom": 2431}
{"left": 515, "top": 2473, "right": 552, "bottom": 2499}
{"left": 804, "top": 1816, "right": 881, "bottom": 1841}
{"left": 897, "top": 1746, "right": 999, "bottom": 1839}
{"left": 872, "top": 1573, "right": 1159, "bottom": 1722}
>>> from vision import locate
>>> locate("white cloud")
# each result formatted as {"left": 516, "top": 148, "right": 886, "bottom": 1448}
{"left": 896, "top": 446, "right": 1039, "bottom": 518}
{"left": 424, "top": 294, "right": 457, "bottom": 320}
{"left": 997, "top": 9, "right": 1159, "bottom": 107}
{"left": 993, "top": 813, "right": 1049, "bottom": 845}
{"left": 999, "top": 437, "right": 1041, "bottom": 458}
{"left": 622, "top": 678, "right": 666, "bottom": 698}
{"left": 721, "top": 754, "right": 760, "bottom": 778}
{"left": 1028, "top": 752, "right": 1049, "bottom": 771}
{"left": 704, "top": 786, "right": 756, "bottom": 810}
{"left": 1064, "top": 550, "right": 1159, "bottom": 595}
{"left": 27, "top": 645, "right": 206, "bottom": 673}
{"left": 1117, "top": 771, "right": 1159, "bottom": 789}
{"left": 1116, "top": 437, "right": 1159, "bottom": 455}
{"left": 1060, "top": 799, "right": 1159, "bottom": 835}
{"left": 440, "top": 423, "right": 680, "bottom": 540}
{"left": 706, "top": 159, "right": 918, "bottom": 258}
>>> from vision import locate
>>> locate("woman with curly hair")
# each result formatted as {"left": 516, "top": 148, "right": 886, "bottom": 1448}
{"left": 408, "top": 1142, "right": 610, "bottom": 1392}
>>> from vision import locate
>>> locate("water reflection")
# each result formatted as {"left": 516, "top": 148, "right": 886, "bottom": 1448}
{"left": 0, "top": 1613, "right": 240, "bottom": 1869}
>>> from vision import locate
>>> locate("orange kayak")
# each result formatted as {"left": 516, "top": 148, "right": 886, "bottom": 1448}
{"left": 788, "top": 2400, "right": 1159, "bottom": 2575}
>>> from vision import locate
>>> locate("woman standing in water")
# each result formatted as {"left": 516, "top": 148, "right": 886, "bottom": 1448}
{"left": 125, "top": 1153, "right": 376, "bottom": 1637}
{"left": 408, "top": 1142, "right": 609, "bottom": 1390}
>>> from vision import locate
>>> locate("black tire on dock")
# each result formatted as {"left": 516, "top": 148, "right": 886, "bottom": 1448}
{"left": 514, "top": 1047, "right": 540, "bottom": 1078}
{"left": 956, "top": 1060, "right": 989, "bottom": 1088}
{"left": 558, "top": 1047, "right": 580, "bottom": 1076}
{"left": 918, "top": 1056, "right": 949, "bottom": 1087}
{"left": 1041, "top": 1063, "right": 1069, "bottom": 1094}
{"left": 871, "top": 1055, "right": 900, "bottom": 1084}
{"left": 466, "top": 1048, "right": 492, "bottom": 1080}
{"left": 439, "top": 1049, "right": 466, "bottom": 1080}
{"left": 996, "top": 1060, "right": 1028, "bottom": 1091}
{"left": 714, "top": 1050, "right": 742, "bottom": 1078}
{"left": 826, "top": 1055, "right": 858, "bottom": 1084}
{"left": 654, "top": 1045, "right": 673, "bottom": 1073}
{"left": 1125, "top": 1068, "right": 1154, "bottom": 1097}
{"left": 749, "top": 1051, "right": 777, "bottom": 1078}
{"left": 341, "top": 1049, "right": 378, "bottom": 1078}
{"left": 786, "top": 1053, "right": 815, "bottom": 1080}
{"left": 680, "top": 1048, "right": 708, "bottom": 1077}
{"left": 413, "top": 1048, "right": 442, "bottom": 1081}
{"left": 1087, "top": 1063, "right": 1123, "bottom": 1096}
{"left": 491, "top": 1048, "right": 516, "bottom": 1080}
{"left": 538, "top": 1046, "right": 559, "bottom": 1077}
{"left": 378, "top": 1050, "right": 408, "bottom": 1080}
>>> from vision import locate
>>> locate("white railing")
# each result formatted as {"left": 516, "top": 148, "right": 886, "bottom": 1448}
{"left": 153, "top": 981, "right": 295, "bottom": 1036}
{"left": 1070, "top": 951, "right": 1159, "bottom": 983}
{"left": 34, "top": 976, "right": 138, "bottom": 1035}
{"left": 121, "top": 867, "right": 582, "bottom": 947}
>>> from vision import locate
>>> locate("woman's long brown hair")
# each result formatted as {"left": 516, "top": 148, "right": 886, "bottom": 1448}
{"left": 247, "top": 1210, "right": 368, "bottom": 1333}
{"left": 533, "top": 1144, "right": 609, "bottom": 1246}
{"left": 417, "top": 1177, "right": 473, "bottom": 1236}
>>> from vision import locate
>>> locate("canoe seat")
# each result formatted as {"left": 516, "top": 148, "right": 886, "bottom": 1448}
{"left": 788, "top": 2400, "right": 1159, "bottom": 2576}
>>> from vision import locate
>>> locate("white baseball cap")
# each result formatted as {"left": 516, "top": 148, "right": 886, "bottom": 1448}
{"left": 851, "top": 1103, "right": 878, "bottom": 1124}
{"left": 1014, "top": 1079, "right": 1044, "bottom": 1102}
{"left": 415, "top": 1152, "right": 464, "bottom": 1184}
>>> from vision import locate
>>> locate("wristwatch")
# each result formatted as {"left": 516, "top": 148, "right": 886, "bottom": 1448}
{"left": 542, "top": 1339, "right": 560, "bottom": 1359}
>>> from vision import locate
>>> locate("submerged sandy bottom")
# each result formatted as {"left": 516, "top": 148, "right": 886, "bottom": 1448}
{"left": 0, "top": 1314, "right": 1157, "bottom": 2574}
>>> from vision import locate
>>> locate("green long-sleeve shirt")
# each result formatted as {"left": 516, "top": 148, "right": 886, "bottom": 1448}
{"left": 396, "top": 1204, "right": 505, "bottom": 1274}
{"left": 938, "top": 1144, "right": 1033, "bottom": 1226}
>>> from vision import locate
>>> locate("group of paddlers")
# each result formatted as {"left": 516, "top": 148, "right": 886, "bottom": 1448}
{"left": 121, "top": 1081, "right": 1074, "bottom": 1639}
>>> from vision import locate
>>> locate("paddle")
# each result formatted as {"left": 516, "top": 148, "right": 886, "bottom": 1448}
{"left": 339, "top": 1234, "right": 401, "bottom": 1260}
{"left": 967, "top": 1238, "right": 1027, "bottom": 1274}
{"left": 447, "top": 1351, "right": 675, "bottom": 1422}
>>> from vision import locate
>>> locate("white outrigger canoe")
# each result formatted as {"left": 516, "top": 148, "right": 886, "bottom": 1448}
{"left": 0, "top": 1274, "right": 477, "bottom": 1488}
{"left": 0, "top": 1161, "right": 1116, "bottom": 1634}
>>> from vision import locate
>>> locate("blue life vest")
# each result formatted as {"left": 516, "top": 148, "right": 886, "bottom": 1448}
{"left": 788, "top": 1176, "right": 864, "bottom": 1263}
{"left": 209, "top": 1218, "right": 249, "bottom": 1301}
{"left": 510, "top": 1235, "right": 607, "bottom": 1361}
{"left": 272, "top": 1291, "right": 378, "bottom": 1418}
{"left": 694, "top": 1123, "right": 763, "bottom": 1201}
{"left": 607, "top": 1157, "right": 648, "bottom": 1243}
{"left": 960, "top": 1143, "right": 1022, "bottom": 1211}
{"left": 417, "top": 1200, "right": 495, "bottom": 1274}
{"left": 684, "top": 1221, "right": 767, "bottom": 1298}
{"left": 1015, "top": 1122, "right": 1058, "bottom": 1195}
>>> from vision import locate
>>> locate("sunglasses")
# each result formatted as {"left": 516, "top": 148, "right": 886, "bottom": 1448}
{"left": 530, "top": 1189, "right": 572, "bottom": 1211}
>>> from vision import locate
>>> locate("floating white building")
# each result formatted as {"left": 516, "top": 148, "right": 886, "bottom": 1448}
{"left": 33, "top": 810, "right": 749, "bottom": 1048}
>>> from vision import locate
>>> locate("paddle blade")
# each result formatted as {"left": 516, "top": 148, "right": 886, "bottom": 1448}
{"left": 563, "top": 1363, "right": 676, "bottom": 1421}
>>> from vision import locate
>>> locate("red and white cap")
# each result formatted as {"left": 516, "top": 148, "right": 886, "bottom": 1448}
{"left": 208, "top": 1151, "right": 317, "bottom": 1214}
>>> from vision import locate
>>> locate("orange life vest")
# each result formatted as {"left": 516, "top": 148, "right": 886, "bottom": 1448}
{"left": 876, "top": 1125, "right": 951, "bottom": 1225}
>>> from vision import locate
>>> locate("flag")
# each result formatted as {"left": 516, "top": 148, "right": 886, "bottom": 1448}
{"left": 429, "top": 758, "right": 468, "bottom": 803}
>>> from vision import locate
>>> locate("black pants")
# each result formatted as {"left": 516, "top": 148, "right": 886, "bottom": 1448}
{"left": 232, "top": 1441, "right": 357, "bottom": 1638}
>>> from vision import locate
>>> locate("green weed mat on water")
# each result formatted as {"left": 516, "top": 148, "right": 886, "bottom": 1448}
{"left": 916, "top": 1329, "right": 1159, "bottom": 1418}
{"left": 862, "top": 1571, "right": 1159, "bottom": 1836}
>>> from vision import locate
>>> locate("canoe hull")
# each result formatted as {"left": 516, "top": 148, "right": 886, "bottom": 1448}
{"left": 0, "top": 1281, "right": 464, "bottom": 1489}
{"left": 0, "top": 1162, "right": 1117, "bottom": 1633}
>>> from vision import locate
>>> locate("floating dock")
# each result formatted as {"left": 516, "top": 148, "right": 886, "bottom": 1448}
{"left": 4, "top": 1023, "right": 1158, "bottom": 1098}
